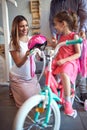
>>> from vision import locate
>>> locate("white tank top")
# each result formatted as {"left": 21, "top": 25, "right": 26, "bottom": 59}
{"left": 9, "top": 38, "right": 36, "bottom": 80}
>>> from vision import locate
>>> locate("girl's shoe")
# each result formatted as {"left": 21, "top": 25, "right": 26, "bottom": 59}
{"left": 64, "top": 101, "right": 77, "bottom": 118}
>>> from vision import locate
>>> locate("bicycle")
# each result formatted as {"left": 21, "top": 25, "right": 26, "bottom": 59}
{"left": 13, "top": 38, "right": 82, "bottom": 130}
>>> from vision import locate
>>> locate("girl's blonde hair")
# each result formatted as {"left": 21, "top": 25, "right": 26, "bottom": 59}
{"left": 54, "top": 11, "right": 78, "bottom": 31}
{"left": 10, "top": 15, "right": 29, "bottom": 51}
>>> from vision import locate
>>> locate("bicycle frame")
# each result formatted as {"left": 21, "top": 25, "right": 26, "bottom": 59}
{"left": 33, "top": 38, "right": 82, "bottom": 127}
{"left": 34, "top": 58, "right": 61, "bottom": 127}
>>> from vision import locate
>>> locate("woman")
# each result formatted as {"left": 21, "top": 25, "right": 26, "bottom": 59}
{"left": 9, "top": 15, "right": 41, "bottom": 107}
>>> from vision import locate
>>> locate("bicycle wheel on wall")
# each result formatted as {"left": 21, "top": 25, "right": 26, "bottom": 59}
{"left": 13, "top": 95, "right": 61, "bottom": 130}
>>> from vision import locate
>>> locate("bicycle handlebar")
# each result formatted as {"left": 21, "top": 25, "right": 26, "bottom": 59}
{"left": 29, "top": 38, "right": 83, "bottom": 82}
{"left": 66, "top": 38, "right": 83, "bottom": 45}
{"left": 53, "top": 38, "right": 83, "bottom": 58}
{"left": 31, "top": 38, "right": 83, "bottom": 58}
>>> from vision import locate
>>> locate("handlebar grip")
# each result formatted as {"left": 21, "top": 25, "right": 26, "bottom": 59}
{"left": 66, "top": 38, "right": 83, "bottom": 45}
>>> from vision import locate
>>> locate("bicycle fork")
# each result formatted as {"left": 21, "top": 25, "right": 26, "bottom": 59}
{"left": 33, "top": 88, "right": 52, "bottom": 127}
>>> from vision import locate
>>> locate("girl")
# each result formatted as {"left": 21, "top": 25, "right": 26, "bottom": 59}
{"left": 51, "top": 11, "right": 81, "bottom": 116}
{"left": 9, "top": 15, "right": 41, "bottom": 107}
{"left": 49, "top": 0, "right": 87, "bottom": 102}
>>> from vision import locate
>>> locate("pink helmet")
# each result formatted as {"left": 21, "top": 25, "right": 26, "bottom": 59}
{"left": 28, "top": 34, "right": 47, "bottom": 50}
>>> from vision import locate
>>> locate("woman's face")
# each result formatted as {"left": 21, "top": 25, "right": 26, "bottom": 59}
{"left": 18, "top": 20, "right": 29, "bottom": 37}
{"left": 53, "top": 19, "right": 64, "bottom": 34}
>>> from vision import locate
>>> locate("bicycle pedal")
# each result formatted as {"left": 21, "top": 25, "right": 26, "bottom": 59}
{"left": 35, "top": 107, "right": 45, "bottom": 113}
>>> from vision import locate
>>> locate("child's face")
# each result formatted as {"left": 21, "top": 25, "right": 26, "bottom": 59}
{"left": 53, "top": 19, "right": 64, "bottom": 34}
{"left": 18, "top": 20, "right": 29, "bottom": 37}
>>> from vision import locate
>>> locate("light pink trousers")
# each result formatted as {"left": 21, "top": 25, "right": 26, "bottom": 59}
{"left": 9, "top": 73, "right": 41, "bottom": 108}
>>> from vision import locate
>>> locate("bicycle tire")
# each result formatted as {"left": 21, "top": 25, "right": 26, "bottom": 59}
{"left": 13, "top": 94, "right": 61, "bottom": 130}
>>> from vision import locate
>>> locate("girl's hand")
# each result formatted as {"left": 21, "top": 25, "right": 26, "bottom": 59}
{"left": 52, "top": 36, "right": 57, "bottom": 43}
{"left": 46, "top": 37, "right": 57, "bottom": 48}
{"left": 46, "top": 38, "right": 52, "bottom": 47}
{"left": 56, "top": 59, "right": 66, "bottom": 66}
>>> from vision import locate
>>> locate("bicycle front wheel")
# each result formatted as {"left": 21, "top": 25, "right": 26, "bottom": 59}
{"left": 13, "top": 95, "right": 61, "bottom": 130}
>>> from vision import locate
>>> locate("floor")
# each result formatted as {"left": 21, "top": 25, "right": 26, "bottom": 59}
{"left": 0, "top": 84, "right": 87, "bottom": 130}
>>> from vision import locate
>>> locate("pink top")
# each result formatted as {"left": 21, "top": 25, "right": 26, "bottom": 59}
{"left": 52, "top": 32, "right": 79, "bottom": 84}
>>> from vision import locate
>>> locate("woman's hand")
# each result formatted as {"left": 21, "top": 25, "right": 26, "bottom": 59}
{"left": 25, "top": 50, "right": 30, "bottom": 58}
{"left": 10, "top": 49, "right": 30, "bottom": 67}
